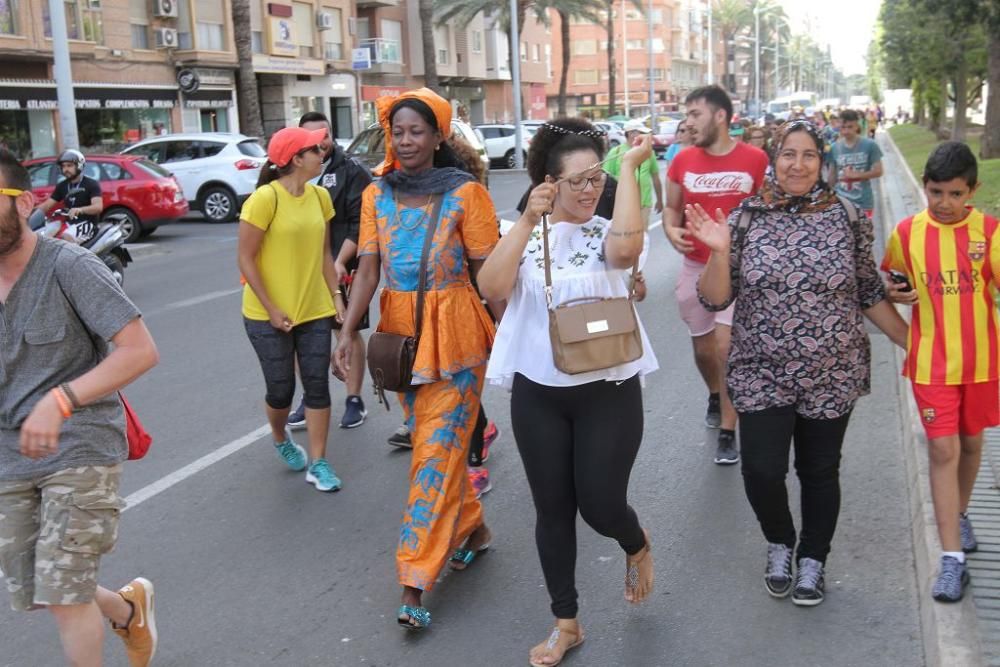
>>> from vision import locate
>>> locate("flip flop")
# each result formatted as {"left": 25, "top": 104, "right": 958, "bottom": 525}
{"left": 448, "top": 542, "right": 491, "bottom": 571}
{"left": 528, "top": 626, "right": 585, "bottom": 667}
{"left": 397, "top": 604, "right": 431, "bottom": 630}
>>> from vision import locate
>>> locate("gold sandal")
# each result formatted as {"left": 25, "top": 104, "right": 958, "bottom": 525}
{"left": 528, "top": 624, "right": 585, "bottom": 667}
{"left": 625, "top": 529, "right": 654, "bottom": 604}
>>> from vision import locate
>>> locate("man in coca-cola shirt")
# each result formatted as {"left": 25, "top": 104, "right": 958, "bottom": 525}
{"left": 664, "top": 85, "right": 769, "bottom": 465}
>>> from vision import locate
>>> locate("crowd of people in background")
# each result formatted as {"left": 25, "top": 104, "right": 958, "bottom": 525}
{"left": 3, "top": 80, "right": 998, "bottom": 667}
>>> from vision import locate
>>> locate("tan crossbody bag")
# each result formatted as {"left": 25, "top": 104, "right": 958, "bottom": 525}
{"left": 542, "top": 213, "right": 643, "bottom": 374}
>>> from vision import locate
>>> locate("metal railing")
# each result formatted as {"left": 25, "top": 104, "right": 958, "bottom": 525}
{"left": 359, "top": 38, "right": 402, "bottom": 65}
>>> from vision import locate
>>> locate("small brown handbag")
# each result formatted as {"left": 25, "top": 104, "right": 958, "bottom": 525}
{"left": 366, "top": 194, "right": 443, "bottom": 409}
{"left": 542, "top": 213, "right": 643, "bottom": 375}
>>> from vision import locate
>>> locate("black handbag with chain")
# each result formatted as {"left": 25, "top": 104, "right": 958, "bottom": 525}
{"left": 366, "top": 193, "right": 443, "bottom": 409}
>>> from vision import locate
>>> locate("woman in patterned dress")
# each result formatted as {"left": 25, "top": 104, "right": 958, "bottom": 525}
{"left": 688, "top": 120, "right": 908, "bottom": 607}
{"left": 333, "top": 88, "right": 500, "bottom": 630}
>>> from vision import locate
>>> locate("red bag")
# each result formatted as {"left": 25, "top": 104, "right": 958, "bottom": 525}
{"left": 120, "top": 393, "right": 152, "bottom": 460}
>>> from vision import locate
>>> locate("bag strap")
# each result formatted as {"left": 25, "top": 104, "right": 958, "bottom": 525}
{"left": 395, "top": 191, "right": 444, "bottom": 341}
{"left": 541, "top": 214, "right": 639, "bottom": 309}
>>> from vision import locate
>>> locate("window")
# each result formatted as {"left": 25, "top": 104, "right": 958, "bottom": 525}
{"left": 322, "top": 7, "right": 343, "bottom": 60}
{"left": 381, "top": 18, "right": 401, "bottom": 62}
{"left": 478, "top": 127, "right": 498, "bottom": 140}
{"left": 163, "top": 141, "right": 199, "bottom": 162}
{"left": 251, "top": 31, "right": 263, "bottom": 53}
{"left": 237, "top": 140, "right": 266, "bottom": 157}
{"left": 197, "top": 141, "right": 225, "bottom": 158}
{"left": 196, "top": 0, "right": 226, "bottom": 51}
{"left": 573, "top": 69, "right": 598, "bottom": 85}
{"left": 472, "top": 30, "right": 481, "bottom": 53}
{"left": 532, "top": 43, "right": 539, "bottom": 62}
{"left": 28, "top": 163, "right": 56, "bottom": 188}
{"left": 520, "top": 41, "right": 526, "bottom": 61}
{"left": 44, "top": 0, "right": 103, "bottom": 44}
{"left": 129, "top": 0, "right": 148, "bottom": 48}
{"left": 100, "top": 162, "right": 132, "bottom": 181}
{"left": 0, "top": 0, "right": 18, "bottom": 35}
{"left": 433, "top": 23, "right": 447, "bottom": 65}
{"left": 571, "top": 40, "right": 597, "bottom": 56}
{"left": 177, "top": 0, "right": 192, "bottom": 48}
{"left": 292, "top": 2, "right": 313, "bottom": 58}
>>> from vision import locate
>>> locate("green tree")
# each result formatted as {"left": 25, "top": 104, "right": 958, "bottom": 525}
{"left": 712, "top": 0, "right": 753, "bottom": 97}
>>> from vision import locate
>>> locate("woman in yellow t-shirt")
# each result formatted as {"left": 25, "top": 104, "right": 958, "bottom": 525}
{"left": 237, "top": 126, "right": 345, "bottom": 492}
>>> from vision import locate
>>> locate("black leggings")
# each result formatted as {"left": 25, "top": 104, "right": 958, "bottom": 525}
{"left": 244, "top": 317, "right": 333, "bottom": 410}
{"left": 511, "top": 373, "right": 646, "bottom": 619}
{"left": 739, "top": 405, "right": 852, "bottom": 564}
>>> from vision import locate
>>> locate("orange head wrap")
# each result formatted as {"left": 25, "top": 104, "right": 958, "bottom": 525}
{"left": 374, "top": 87, "right": 452, "bottom": 176}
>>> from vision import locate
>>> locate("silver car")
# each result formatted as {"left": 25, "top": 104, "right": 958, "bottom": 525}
{"left": 121, "top": 133, "right": 265, "bottom": 222}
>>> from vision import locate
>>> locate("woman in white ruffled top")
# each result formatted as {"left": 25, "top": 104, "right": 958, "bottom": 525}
{"left": 477, "top": 119, "right": 658, "bottom": 667}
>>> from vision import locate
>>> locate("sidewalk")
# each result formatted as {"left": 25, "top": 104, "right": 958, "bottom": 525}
{"left": 880, "top": 129, "right": 992, "bottom": 666}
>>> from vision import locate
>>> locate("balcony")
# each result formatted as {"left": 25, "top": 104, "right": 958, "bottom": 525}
{"left": 356, "top": 0, "right": 398, "bottom": 7}
{"left": 359, "top": 38, "right": 403, "bottom": 74}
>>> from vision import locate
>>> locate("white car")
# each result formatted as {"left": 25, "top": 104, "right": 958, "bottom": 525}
{"left": 592, "top": 121, "right": 626, "bottom": 149}
{"left": 121, "top": 133, "right": 265, "bottom": 222}
{"left": 476, "top": 124, "right": 535, "bottom": 169}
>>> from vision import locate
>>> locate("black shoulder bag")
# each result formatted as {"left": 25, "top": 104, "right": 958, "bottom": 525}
{"left": 366, "top": 194, "right": 444, "bottom": 409}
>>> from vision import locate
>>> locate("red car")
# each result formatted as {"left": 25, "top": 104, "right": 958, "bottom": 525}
{"left": 23, "top": 154, "right": 189, "bottom": 243}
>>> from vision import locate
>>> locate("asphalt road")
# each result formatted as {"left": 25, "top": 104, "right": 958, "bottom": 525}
{"left": 1, "top": 171, "right": 924, "bottom": 666}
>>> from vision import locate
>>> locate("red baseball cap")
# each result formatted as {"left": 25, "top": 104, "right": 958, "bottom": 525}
{"left": 267, "top": 126, "right": 327, "bottom": 167}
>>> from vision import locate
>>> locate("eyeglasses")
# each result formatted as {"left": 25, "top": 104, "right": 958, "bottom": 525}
{"left": 0, "top": 188, "right": 25, "bottom": 198}
{"left": 563, "top": 172, "right": 608, "bottom": 191}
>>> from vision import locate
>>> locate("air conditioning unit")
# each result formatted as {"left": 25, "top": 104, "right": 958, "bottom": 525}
{"left": 154, "top": 0, "right": 178, "bottom": 18}
{"left": 316, "top": 11, "right": 334, "bottom": 31}
{"left": 155, "top": 28, "right": 178, "bottom": 49}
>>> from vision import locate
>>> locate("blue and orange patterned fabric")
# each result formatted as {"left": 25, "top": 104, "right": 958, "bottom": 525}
{"left": 358, "top": 180, "right": 499, "bottom": 384}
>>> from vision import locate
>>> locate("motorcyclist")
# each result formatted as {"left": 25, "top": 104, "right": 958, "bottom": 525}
{"left": 37, "top": 149, "right": 103, "bottom": 243}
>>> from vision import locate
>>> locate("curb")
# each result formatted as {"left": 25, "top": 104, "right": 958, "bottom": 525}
{"left": 881, "top": 130, "right": 985, "bottom": 667}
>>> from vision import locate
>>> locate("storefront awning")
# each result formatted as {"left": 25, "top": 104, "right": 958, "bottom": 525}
{"left": 0, "top": 80, "right": 178, "bottom": 111}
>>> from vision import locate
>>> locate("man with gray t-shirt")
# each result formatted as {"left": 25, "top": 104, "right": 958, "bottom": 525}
{"left": 0, "top": 151, "right": 159, "bottom": 666}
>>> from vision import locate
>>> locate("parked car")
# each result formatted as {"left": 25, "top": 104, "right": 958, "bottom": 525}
{"left": 346, "top": 119, "right": 490, "bottom": 185}
{"left": 476, "top": 124, "right": 535, "bottom": 169}
{"left": 651, "top": 119, "right": 682, "bottom": 157}
{"left": 23, "top": 154, "right": 188, "bottom": 243}
{"left": 592, "top": 121, "right": 627, "bottom": 149}
{"left": 120, "top": 132, "right": 265, "bottom": 223}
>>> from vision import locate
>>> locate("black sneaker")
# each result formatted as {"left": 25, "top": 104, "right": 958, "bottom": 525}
{"left": 792, "top": 558, "right": 826, "bottom": 607}
{"left": 714, "top": 430, "right": 739, "bottom": 465}
{"left": 932, "top": 555, "right": 970, "bottom": 603}
{"left": 339, "top": 395, "right": 367, "bottom": 429}
{"left": 764, "top": 543, "right": 793, "bottom": 598}
{"left": 960, "top": 513, "right": 979, "bottom": 553}
{"left": 705, "top": 393, "right": 721, "bottom": 428}
{"left": 387, "top": 424, "right": 412, "bottom": 449}
{"left": 287, "top": 399, "right": 307, "bottom": 431}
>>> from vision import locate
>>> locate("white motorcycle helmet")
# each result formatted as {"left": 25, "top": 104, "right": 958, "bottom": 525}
{"left": 58, "top": 149, "right": 86, "bottom": 172}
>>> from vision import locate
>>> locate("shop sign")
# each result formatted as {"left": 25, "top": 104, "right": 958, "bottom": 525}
{"left": 176, "top": 68, "right": 201, "bottom": 94}
{"left": 268, "top": 16, "right": 298, "bottom": 57}
{"left": 252, "top": 54, "right": 324, "bottom": 76}
{"left": 193, "top": 68, "right": 234, "bottom": 86}
{"left": 184, "top": 90, "right": 234, "bottom": 109}
{"left": 360, "top": 85, "right": 405, "bottom": 102}
{"left": 351, "top": 48, "right": 371, "bottom": 71}
{"left": 0, "top": 85, "right": 177, "bottom": 110}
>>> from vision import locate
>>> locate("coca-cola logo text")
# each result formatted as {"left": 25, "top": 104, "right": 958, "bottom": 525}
{"left": 683, "top": 171, "right": 754, "bottom": 195}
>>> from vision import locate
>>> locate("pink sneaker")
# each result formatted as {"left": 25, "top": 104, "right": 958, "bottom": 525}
{"left": 468, "top": 467, "right": 492, "bottom": 499}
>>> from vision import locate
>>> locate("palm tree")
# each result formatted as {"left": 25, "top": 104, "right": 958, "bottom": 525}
{"left": 232, "top": 0, "right": 263, "bottom": 138}
{"left": 711, "top": 0, "right": 753, "bottom": 97}
{"left": 418, "top": 0, "right": 441, "bottom": 92}
{"left": 539, "top": 0, "right": 604, "bottom": 117}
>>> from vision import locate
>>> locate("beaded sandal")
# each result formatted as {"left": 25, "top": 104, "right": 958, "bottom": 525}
{"left": 397, "top": 604, "right": 431, "bottom": 630}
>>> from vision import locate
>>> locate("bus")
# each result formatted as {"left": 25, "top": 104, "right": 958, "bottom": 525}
{"left": 766, "top": 92, "right": 819, "bottom": 120}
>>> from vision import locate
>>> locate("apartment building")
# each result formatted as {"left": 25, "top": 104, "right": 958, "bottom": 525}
{"left": 546, "top": 0, "right": 718, "bottom": 119}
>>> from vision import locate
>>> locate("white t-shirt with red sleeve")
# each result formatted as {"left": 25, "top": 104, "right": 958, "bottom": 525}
{"left": 667, "top": 142, "right": 770, "bottom": 264}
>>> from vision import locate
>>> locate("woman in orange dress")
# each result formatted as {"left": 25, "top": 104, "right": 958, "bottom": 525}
{"left": 334, "top": 88, "right": 499, "bottom": 630}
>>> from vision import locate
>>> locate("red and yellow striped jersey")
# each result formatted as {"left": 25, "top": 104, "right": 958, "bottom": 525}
{"left": 882, "top": 208, "right": 1000, "bottom": 385}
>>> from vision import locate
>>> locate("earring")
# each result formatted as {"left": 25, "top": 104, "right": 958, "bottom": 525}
{"left": 435, "top": 144, "right": 441, "bottom": 151}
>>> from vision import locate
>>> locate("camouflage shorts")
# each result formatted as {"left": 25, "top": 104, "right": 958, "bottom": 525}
{"left": 0, "top": 465, "right": 123, "bottom": 611}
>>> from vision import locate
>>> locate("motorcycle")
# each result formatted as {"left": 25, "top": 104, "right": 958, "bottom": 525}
{"left": 29, "top": 208, "right": 133, "bottom": 286}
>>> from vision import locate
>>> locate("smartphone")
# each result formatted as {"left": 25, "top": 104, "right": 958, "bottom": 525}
{"left": 889, "top": 269, "right": 913, "bottom": 293}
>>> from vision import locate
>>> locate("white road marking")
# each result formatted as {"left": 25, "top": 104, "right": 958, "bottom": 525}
{"left": 123, "top": 425, "right": 272, "bottom": 511}
{"left": 648, "top": 219, "right": 663, "bottom": 230}
{"left": 146, "top": 287, "right": 243, "bottom": 317}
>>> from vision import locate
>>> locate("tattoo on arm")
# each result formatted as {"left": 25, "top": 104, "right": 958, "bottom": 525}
{"left": 607, "top": 228, "right": 644, "bottom": 238}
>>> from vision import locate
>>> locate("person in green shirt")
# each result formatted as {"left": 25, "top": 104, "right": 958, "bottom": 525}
{"left": 603, "top": 119, "right": 663, "bottom": 225}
